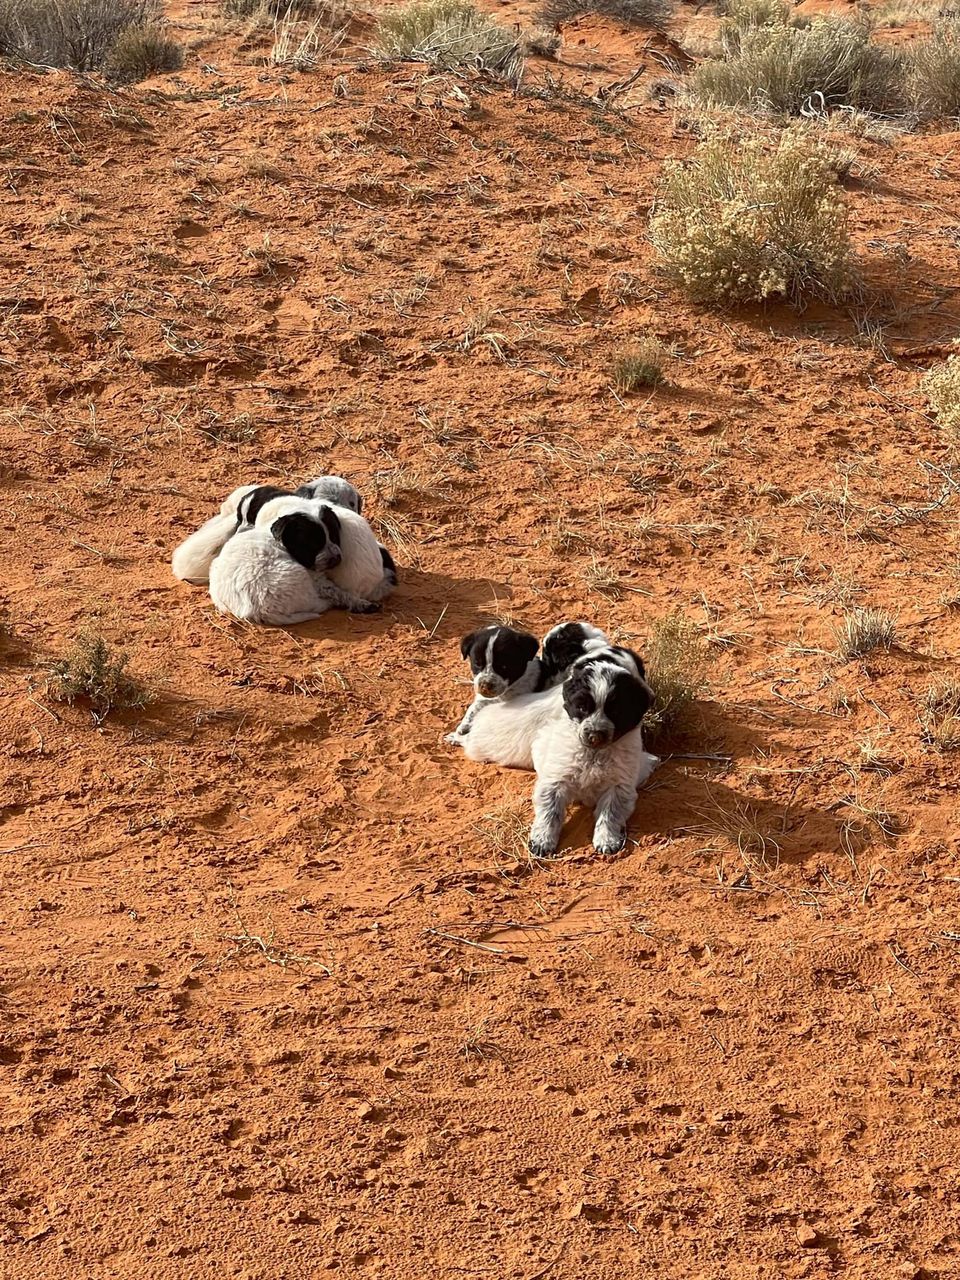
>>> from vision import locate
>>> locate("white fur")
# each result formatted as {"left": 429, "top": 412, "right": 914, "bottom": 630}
{"left": 208, "top": 527, "right": 334, "bottom": 627}
{"left": 171, "top": 484, "right": 258, "bottom": 584}
{"left": 253, "top": 497, "right": 393, "bottom": 603}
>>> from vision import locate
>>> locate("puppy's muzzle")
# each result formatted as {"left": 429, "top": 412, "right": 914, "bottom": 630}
{"left": 325, "top": 547, "right": 342, "bottom": 569}
{"left": 584, "top": 727, "right": 613, "bottom": 749}
{"left": 477, "top": 680, "right": 499, "bottom": 698}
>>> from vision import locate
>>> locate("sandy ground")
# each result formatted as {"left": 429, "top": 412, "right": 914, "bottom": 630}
{"left": 2, "top": 1, "right": 960, "bottom": 1276}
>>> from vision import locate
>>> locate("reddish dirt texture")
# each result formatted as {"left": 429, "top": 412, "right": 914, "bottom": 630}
{"left": 3, "top": 1, "right": 960, "bottom": 1277}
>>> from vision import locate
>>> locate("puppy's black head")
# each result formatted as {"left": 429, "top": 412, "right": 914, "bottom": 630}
{"left": 562, "top": 648, "right": 653, "bottom": 749}
{"left": 238, "top": 485, "right": 291, "bottom": 527}
{"left": 459, "top": 625, "right": 539, "bottom": 699}
{"left": 271, "top": 512, "right": 342, "bottom": 572}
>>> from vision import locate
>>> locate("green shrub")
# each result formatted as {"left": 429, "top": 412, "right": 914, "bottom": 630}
{"left": 649, "top": 132, "right": 855, "bottom": 306}
{"left": 375, "top": 0, "right": 523, "bottom": 83}
{"left": 690, "top": 15, "right": 905, "bottom": 117}
{"left": 49, "top": 631, "right": 151, "bottom": 719}
{"left": 105, "top": 21, "right": 182, "bottom": 81}
{"left": 613, "top": 337, "right": 670, "bottom": 390}
{"left": 909, "top": 20, "right": 960, "bottom": 120}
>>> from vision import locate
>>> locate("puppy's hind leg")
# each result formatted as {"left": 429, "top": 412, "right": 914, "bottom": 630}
{"left": 592, "top": 783, "right": 637, "bottom": 856}
{"left": 314, "top": 576, "right": 381, "bottom": 614}
{"left": 528, "top": 779, "right": 568, "bottom": 859}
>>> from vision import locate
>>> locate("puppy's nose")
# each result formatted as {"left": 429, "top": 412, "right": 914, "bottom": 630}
{"left": 585, "top": 730, "right": 609, "bottom": 749}
{"left": 478, "top": 681, "right": 497, "bottom": 698}
{"left": 328, "top": 548, "right": 342, "bottom": 567}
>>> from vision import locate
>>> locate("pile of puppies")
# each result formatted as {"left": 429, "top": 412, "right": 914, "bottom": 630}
{"left": 448, "top": 623, "right": 659, "bottom": 857}
{"left": 171, "top": 475, "right": 397, "bottom": 626}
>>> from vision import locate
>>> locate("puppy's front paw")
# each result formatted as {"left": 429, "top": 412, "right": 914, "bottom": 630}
{"left": 351, "top": 599, "right": 382, "bottom": 614}
{"left": 444, "top": 731, "right": 463, "bottom": 746}
{"left": 593, "top": 829, "right": 626, "bottom": 856}
{"left": 528, "top": 835, "right": 558, "bottom": 860}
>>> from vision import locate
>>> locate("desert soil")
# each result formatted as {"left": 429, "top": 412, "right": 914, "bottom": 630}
{"left": 2, "top": 1, "right": 960, "bottom": 1276}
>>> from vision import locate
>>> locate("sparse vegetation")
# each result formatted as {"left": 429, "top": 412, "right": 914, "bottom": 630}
{"left": 643, "top": 611, "right": 712, "bottom": 740}
{"left": 833, "top": 607, "right": 896, "bottom": 661}
{"left": 921, "top": 678, "right": 960, "bottom": 751}
{"left": 374, "top": 0, "right": 524, "bottom": 83}
{"left": 909, "top": 21, "right": 960, "bottom": 121}
{"left": 270, "top": 8, "right": 344, "bottom": 66}
{"left": 0, "top": 0, "right": 182, "bottom": 75}
{"left": 223, "top": 0, "right": 317, "bottom": 16}
{"left": 613, "top": 337, "right": 670, "bottom": 391}
{"left": 48, "top": 631, "right": 151, "bottom": 719}
{"left": 922, "top": 353, "right": 960, "bottom": 433}
{"left": 690, "top": 13, "right": 905, "bottom": 118}
{"left": 104, "top": 21, "right": 183, "bottom": 81}
{"left": 649, "top": 132, "right": 856, "bottom": 306}
{"left": 538, "top": 0, "right": 672, "bottom": 30}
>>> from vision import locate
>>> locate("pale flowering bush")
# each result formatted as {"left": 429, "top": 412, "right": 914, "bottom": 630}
{"left": 648, "top": 133, "right": 856, "bottom": 307}
{"left": 922, "top": 354, "right": 960, "bottom": 433}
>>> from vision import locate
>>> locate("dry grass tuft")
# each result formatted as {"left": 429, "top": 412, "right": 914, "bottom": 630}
{"left": 0, "top": 0, "right": 175, "bottom": 72}
{"left": 538, "top": 0, "right": 672, "bottom": 30}
{"left": 104, "top": 20, "right": 183, "bottom": 81}
{"left": 643, "top": 611, "right": 712, "bottom": 741}
{"left": 613, "top": 336, "right": 670, "bottom": 391}
{"left": 374, "top": 0, "right": 524, "bottom": 83}
{"left": 649, "top": 132, "right": 856, "bottom": 307}
{"left": 909, "top": 20, "right": 960, "bottom": 119}
{"left": 690, "top": 13, "right": 905, "bottom": 118}
{"left": 269, "top": 5, "right": 345, "bottom": 66}
{"left": 833, "top": 607, "right": 896, "bottom": 661}
{"left": 48, "top": 631, "right": 151, "bottom": 720}
{"left": 922, "top": 354, "right": 960, "bottom": 433}
{"left": 921, "top": 677, "right": 960, "bottom": 751}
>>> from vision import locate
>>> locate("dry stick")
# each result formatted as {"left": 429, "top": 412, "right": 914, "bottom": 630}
{"left": 662, "top": 752, "right": 733, "bottom": 763}
{"left": 423, "top": 929, "right": 506, "bottom": 955}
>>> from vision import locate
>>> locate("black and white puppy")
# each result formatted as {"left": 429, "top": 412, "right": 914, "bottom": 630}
{"left": 172, "top": 475, "right": 364, "bottom": 586}
{"left": 447, "top": 621, "right": 607, "bottom": 744}
{"left": 208, "top": 504, "right": 364, "bottom": 626}
{"left": 463, "top": 645, "right": 659, "bottom": 857}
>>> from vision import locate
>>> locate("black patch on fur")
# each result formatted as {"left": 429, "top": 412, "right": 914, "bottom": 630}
{"left": 605, "top": 669, "right": 652, "bottom": 738}
{"left": 460, "top": 626, "right": 538, "bottom": 684}
{"left": 608, "top": 644, "right": 646, "bottom": 679}
{"left": 317, "top": 504, "right": 342, "bottom": 552}
{"left": 538, "top": 622, "right": 597, "bottom": 690}
{"left": 563, "top": 659, "right": 652, "bottom": 741}
{"left": 270, "top": 513, "right": 328, "bottom": 569}
{"left": 238, "top": 485, "right": 291, "bottom": 526}
{"left": 379, "top": 544, "right": 398, "bottom": 585}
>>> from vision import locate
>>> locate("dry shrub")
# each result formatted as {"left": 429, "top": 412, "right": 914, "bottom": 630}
{"left": 49, "top": 631, "right": 151, "bottom": 719}
{"left": 538, "top": 0, "right": 672, "bottom": 30}
{"left": 269, "top": 4, "right": 345, "bottom": 66}
{"left": 643, "top": 612, "right": 712, "bottom": 742}
{"left": 105, "top": 21, "right": 183, "bottom": 80}
{"left": 922, "top": 354, "right": 960, "bottom": 432}
{"left": 649, "top": 132, "right": 855, "bottom": 307}
{"left": 690, "top": 15, "right": 905, "bottom": 117}
{"left": 0, "top": 0, "right": 172, "bottom": 72}
{"left": 224, "top": 0, "right": 317, "bottom": 15}
{"left": 909, "top": 21, "right": 960, "bottom": 120}
{"left": 613, "top": 337, "right": 669, "bottom": 391}
{"left": 921, "top": 678, "right": 960, "bottom": 751}
{"left": 833, "top": 607, "right": 896, "bottom": 661}
{"left": 375, "top": 0, "right": 524, "bottom": 83}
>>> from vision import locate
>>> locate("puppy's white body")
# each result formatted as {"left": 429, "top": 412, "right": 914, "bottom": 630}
{"left": 463, "top": 686, "right": 563, "bottom": 769}
{"left": 254, "top": 497, "right": 392, "bottom": 603}
{"left": 171, "top": 484, "right": 258, "bottom": 584}
{"left": 209, "top": 528, "right": 333, "bottom": 626}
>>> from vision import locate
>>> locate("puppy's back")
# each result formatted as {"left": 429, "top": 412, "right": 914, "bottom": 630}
{"left": 463, "top": 686, "right": 563, "bottom": 770}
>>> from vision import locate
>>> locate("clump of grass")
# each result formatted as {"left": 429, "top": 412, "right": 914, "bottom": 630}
{"left": 0, "top": 0, "right": 166, "bottom": 72}
{"left": 922, "top": 353, "right": 960, "bottom": 433}
{"left": 104, "top": 21, "right": 183, "bottom": 81}
{"left": 643, "top": 611, "right": 712, "bottom": 741}
{"left": 224, "top": 0, "right": 315, "bottom": 16}
{"left": 833, "top": 607, "right": 896, "bottom": 661}
{"left": 270, "top": 8, "right": 344, "bottom": 66}
{"left": 613, "top": 336, "right": 670, "bottom": 391}
{"left": 922, "top": 678, "right": 960, "bottom": 751}
{"left": 538, "top": 0, "right": 672, "bottom": 30}
{"left": 374, "top": 0, "right": 524, "bottom": 83}
{"left": 649, "top": 132, "right": 856, "bottom": 307}
{"left": 690, "top": 14, "right": 905, "bottom": 118}
{"left": 49, "top": 631, "right": 151, "bottom": 719}
{"left": 910, "top": 21, "right": 960, "bottom": 121}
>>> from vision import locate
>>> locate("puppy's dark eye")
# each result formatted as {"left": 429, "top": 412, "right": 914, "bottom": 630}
{"left": 573, "top": 696, "right": 594, "bottom": 717}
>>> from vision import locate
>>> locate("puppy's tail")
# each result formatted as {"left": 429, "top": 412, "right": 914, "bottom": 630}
{"left": 539, "top": 621, "right": 610, "bottom": 688}
{"left": 171, "top": 513, "right": 238, "bottom": 584}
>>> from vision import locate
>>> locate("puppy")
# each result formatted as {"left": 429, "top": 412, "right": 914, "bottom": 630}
{"left": 171, "top": 475, "right": 364, "bottom": 586}
{"left": 464, "top": 645, "right": 659, "bottom": 857}
{"left": 447, "top": 621, "right": 607, "bottom": 743}
{"left": 253, "top": 495, "right": 396, "bottom": 611}
{"left": 208, "top": 505, "right": 357, "bottom": 626}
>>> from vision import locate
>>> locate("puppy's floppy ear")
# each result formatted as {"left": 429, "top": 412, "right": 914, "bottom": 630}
{"left": 355, "top": 492, "right": 363, "bottom": 515}
{"left": 271, "top": 513, "right": 327, "bottom": 570}
{"left": 517, "top": 631, "right": 540, "bottom": 666}
{"left": 460, "top": 630, "right": 481, "bottom": 659}
{"left": 613, "top": 645, "right": 646, "bottom": 679}
{"left": 318, "top": 505, "right": 342, "bottom": 549}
